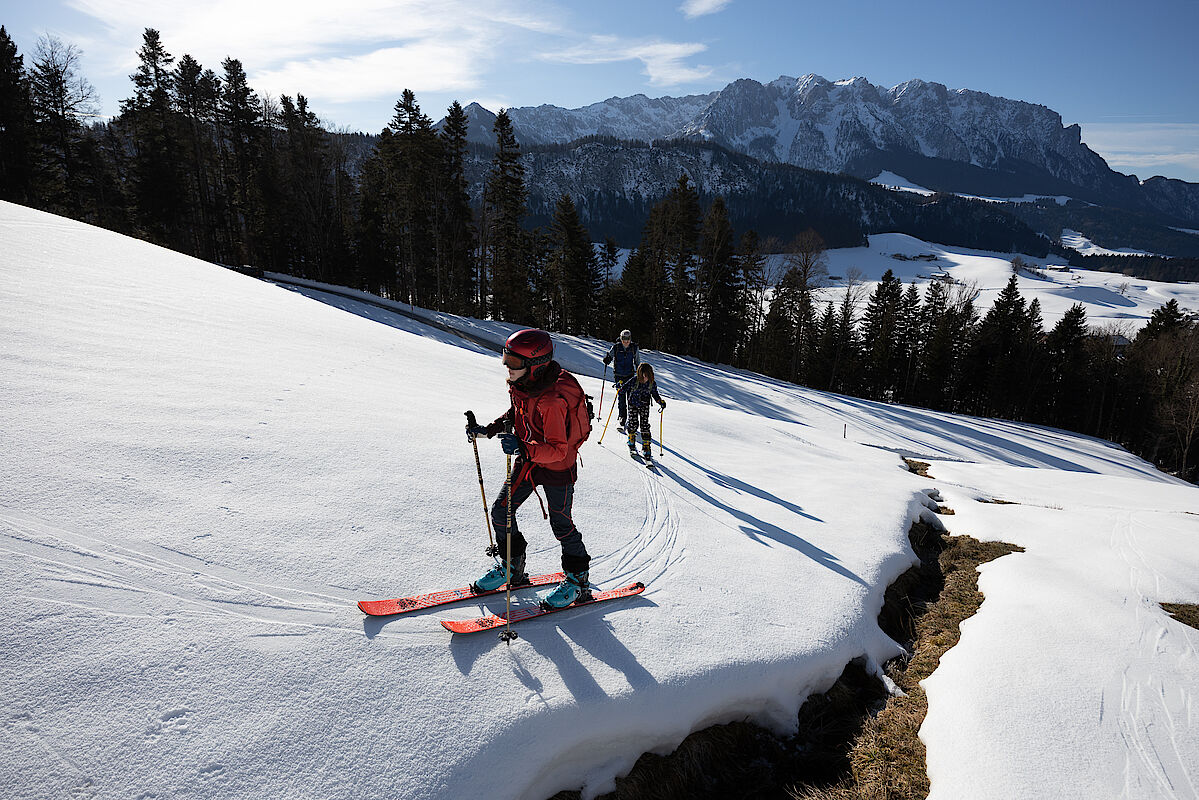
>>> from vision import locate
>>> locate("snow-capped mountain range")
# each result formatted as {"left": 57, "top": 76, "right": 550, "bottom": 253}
{"left": 454, "top": 75, "right": 1199, "bottom": 227}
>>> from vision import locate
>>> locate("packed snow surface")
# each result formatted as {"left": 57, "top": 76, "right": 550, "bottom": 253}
{"left": 2, "top": 201, "right": 1198, "bottom": 799}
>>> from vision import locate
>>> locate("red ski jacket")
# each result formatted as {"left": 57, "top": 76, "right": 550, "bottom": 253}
{"left": 486, "top": 362, "right": 586, "bottom": 482}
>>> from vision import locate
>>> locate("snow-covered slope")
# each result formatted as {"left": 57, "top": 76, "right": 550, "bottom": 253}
{"left": 3, "top": 201, "right": 1198, "bottom": 799}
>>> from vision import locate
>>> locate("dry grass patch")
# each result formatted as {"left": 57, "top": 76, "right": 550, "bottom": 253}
{"left": 549, "top": 520, "right": 1022, "bottom": 800}
{"left": 902, "top": 459, "right": 932, "bottom": 478}
{"left": 1162, "top": 603, "right": 1199, "bottom": 631}
{"left": 789, "top": 527, "right": 1022, "bottom": 800}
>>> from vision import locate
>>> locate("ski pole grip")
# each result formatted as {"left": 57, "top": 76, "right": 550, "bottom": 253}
{"left": 465, "top": 410, "right": 478, "bottom": 427}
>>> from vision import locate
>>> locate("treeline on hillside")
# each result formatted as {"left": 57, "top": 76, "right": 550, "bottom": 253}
{"left": 1008, "top": 200, "right": 1199, "bottom": 261}
{"left": 758, "top": 258, "right": 1199, "bottom": 482}
{"left": 1067, "top": 253, "right": 1199, "bottom": 283}
{"left": 2, "top": 26, "right": 1196, "bottom": 481}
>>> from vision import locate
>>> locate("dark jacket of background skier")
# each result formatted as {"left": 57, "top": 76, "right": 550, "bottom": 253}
{"left": 603, "top": 340, "right": 640, "bottom": 378}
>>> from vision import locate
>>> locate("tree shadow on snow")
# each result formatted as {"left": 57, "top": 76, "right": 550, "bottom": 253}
{"left": 652, "top": 459, "right": 866, "bottom": 589}
{"left": 664, "top": 446, "right": 823, "bottom": 523}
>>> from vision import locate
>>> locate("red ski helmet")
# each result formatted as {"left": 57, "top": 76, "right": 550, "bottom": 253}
{"left": 503, "top": 329, "right": 553, "bottom": 378}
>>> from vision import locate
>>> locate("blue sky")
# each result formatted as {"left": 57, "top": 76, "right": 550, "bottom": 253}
{"left": 5, "top": 0, "right": 1199, "bottom": 181}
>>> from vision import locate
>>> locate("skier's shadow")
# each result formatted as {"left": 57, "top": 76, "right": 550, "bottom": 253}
{"left": 447, "top": 594, "right": 658, "bottom": 697}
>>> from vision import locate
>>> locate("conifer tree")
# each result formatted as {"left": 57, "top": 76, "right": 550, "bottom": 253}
{"left": 860, "top": 269, "right": 904, "bottom": 399}
{"left": 484, "top": 110, "right": 530, "bottom": 323}
{"left": 648, "top": 175, "right": 700, "bottom": 350}
{"left": 219, "top": 57, "right": 264, "bottom": 264}
{"left": 437, "top": 101, "right": 476, "bottom": 314}
{"left": 0, "top": 27, "right": 35, "bottom": 202}
{"left": 695, "top": 197, "right": 741, "bottom": 362}
{"left": 546, "top": 194, "right": 598, "bottom": 334}
{"left": 171, "top": 53, "right": 221, "bottom": 259}
{"left": 779, "top": 230, "right": 828, "bottom": 384}
{"left": 615, "top": 246, "right": 654, "bottom": 341}
{"left": 1017, "top": 297, "right": 1046, "bottom": 417}
{"left": 759, "top": 266, "right": 803, "bottom": 381}
{"left": 592, "top": 237, "right": 620, "bottom": 336}
{"left": 828, "top": 276, "right": 864, "bottom": 394}
{"left": 737, "top": 230, "right": 770, "bottom": 370}
{"left": 1043, "top": 303, "right": 1091, "bottom": 427}
{"left": 811, "top": 302, "right": 841, "bottom": 390}
{"left": 620, "top": 200, "right": 670, "bottom": 349}
{"left": 118, "top": 28, "right": 190, "bottom": 248}
{"left": 963, "top": 274, "right": 1028, "bottom": 416}
{"left": 381, "top": 89, "right": 441, "bottom": 305}
{"left": 896, "top": 282, "right": 922, "bottom": 401}
{"left": 913, "top": 280, "right": 954, "bottom": 408}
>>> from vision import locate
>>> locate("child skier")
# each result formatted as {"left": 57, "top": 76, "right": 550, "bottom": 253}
{"left": 626, "top": 363, "right": 666, "bottom": 465}
{"left": 465, "top": 329, "right": 593, "bottom": 608}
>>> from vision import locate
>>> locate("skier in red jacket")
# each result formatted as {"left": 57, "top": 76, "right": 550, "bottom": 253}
{"left": 466, "top": 329, "right": 593, "bottom": 608}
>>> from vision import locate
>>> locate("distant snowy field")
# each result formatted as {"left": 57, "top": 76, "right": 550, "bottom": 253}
{"left": 822, "top": 232, "right": 1198, "bottom": 330}
{"left": 3, "top": 201, "right": 1198, "bottom": 799}
{"left": 606, "top": 229, "right": 1199, "bottom": 332}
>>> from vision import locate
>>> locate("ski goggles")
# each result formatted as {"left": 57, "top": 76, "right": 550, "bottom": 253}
{"left": 502, "top": 352, "right": 527, "bottom": 371}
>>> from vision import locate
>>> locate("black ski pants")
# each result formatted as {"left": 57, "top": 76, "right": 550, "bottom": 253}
{"left": 615, "top": 374, "right": 634, "bottom": 425}
{"left": 491, "top": 477, "right": 590, "bottom": 574}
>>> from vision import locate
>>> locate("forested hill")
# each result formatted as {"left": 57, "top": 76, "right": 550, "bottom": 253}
{"left": 459, "top": 137, "right": 1052, "bottom": 254}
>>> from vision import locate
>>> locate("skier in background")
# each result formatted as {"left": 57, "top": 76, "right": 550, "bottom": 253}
{"left": 602, "top": 329, "right": 640, "bottom": 432}
{"left": 626, "top": 363, "right": 666, "bottom": 465}
{"left": 465, "top": 329, "right": 593, "bottom": 608}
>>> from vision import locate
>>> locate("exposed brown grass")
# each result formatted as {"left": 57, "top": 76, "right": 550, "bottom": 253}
{"left": 1162, "top": 603, "right": 1199, "bottom": 631}
{"left": 788, "top": 529, "right": 1022, "bottom": 800}
{"left": 548, "top": 518, "right": 1022, "bottom": 800}
{"left": 902, "top": 459, "right": 932, "bottom": 478}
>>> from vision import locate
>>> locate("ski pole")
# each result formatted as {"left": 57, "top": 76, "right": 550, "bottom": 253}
{"left": 596, "top": 364, "right": 607, "bottom": 420}
{"left": 499, "top": 422, "right": 518, "bottom": 644}
{"left": 659, "top": 405, "right": 664, "bottom": 457}
{"left": 597, "top": 380, "right": 621, "bottom": 444}
{"left": 465, "top": 411, "right": 497, "bottom": 557}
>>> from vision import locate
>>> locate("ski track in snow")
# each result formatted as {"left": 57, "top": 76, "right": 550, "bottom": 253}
{"left": 1106, "top": 513, "right": 1199, "bottom": 799}
{"left": 0, "top": 508, "right": 365, "bottom": 635}
{"left": 590, "top": 443, "right": 683, "bottom": 591}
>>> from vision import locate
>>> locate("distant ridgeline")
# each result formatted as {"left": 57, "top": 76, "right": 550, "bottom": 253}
{"left": 460, "top": 137, "right": 1053, "bottom": 256}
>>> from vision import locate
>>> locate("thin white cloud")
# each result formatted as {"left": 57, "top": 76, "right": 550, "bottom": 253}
{"left": 545, "top": 36, "right": 712, "bottom": 86}
{"left": 1080, "top": 122, "right": 1199, "bottom": 182}
{"left": 254, "top": 44, "right": 480, "bottom": 104}
{"left": 63, "top": 0, "right": 553, "bottom": 100}
{"left": 679, "top": 0, "right": 731, "bottom": 18}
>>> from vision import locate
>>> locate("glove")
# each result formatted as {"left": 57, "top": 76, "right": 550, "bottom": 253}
{"left": 658, "top": 399, "right": 667, "bottom": 410}
{"left": 498, "top": 433, "right": 525, "bottom": 456}
{"left": 466, "top": 424, "right": 488, "bottom": 442}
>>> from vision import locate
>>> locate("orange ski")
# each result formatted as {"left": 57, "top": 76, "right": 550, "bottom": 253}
{"left": 357, "top": 572, "right": 565, "bottom": 616}
{"left": 440, "top": 582, "right": 646, "bottom": 634}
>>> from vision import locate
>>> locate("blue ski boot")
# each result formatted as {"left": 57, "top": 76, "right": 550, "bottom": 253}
{"left": 472, "top": 555, "right": 527, "bottom": 593}
{"left": 542, "top": 570, "right": 590, "bottom": 609}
